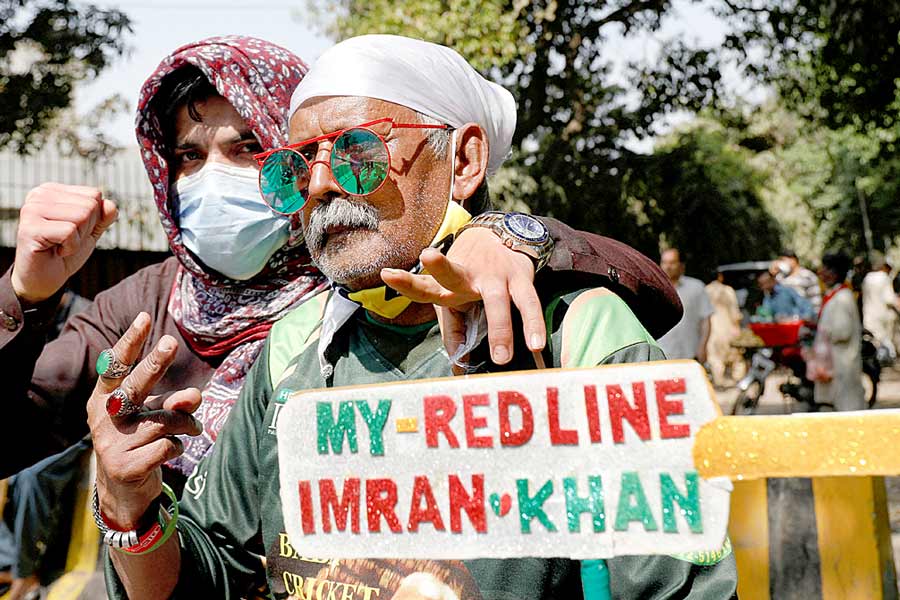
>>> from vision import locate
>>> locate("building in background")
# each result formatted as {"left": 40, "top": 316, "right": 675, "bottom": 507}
{"left": 0, "top": 146, "right": 170, "bottom": 297}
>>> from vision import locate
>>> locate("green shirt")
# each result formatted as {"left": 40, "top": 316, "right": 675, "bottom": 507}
{"left": 106, "top": 288, "right": 736, "bottom": 599}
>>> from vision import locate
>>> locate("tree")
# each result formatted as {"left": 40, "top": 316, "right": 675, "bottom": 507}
{"left": 622, "top": 120, "right": 783, "bottom": 278}
{"left": 719, "top": 0, "right": 900, "bottom": 131}
{"left": 0, "top": 0, "right": 131, "bottom": 152}
{"left": 661, "top": 103, "right": 900, "bottom": 267}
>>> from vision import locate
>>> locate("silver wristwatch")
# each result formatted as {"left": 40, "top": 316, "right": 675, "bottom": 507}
{"left": 460, "top": 211, "right": 554, "bottom": 272}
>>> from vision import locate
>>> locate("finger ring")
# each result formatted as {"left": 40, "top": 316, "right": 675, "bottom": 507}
{"left": 106, "top": 388, "right": 140, "bottom": 418}
{"left": 96, "top": 348, "right": 131, "bottom": 379}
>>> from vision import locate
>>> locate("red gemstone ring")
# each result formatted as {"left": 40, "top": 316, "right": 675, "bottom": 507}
{"left": 106, "top": 388, "right": 140, "bottom": 418}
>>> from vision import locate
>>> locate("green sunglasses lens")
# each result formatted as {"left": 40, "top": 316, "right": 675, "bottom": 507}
{"left": 260, "top": 150, "right": 309, "bottom": 214}
{"left": 331, "top": 128, "right": 390, "bottom": 195}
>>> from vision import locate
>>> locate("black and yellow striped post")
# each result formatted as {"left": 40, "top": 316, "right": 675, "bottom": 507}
{"left": 697, "top": 413, "right": 900, "bottom": 599}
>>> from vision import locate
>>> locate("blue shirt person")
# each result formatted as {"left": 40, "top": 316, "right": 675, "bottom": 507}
{"left": 757, "top": 271, "right": 816, "bottom": 321}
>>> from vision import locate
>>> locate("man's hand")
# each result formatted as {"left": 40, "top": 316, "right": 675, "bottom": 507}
{"left": 11, "top": 183, "right": 117, "bottom": 304}
{"left": 88, "top": 313, "right": 202, "bottom": 530}
{"left": 380, "top": 227, "right": 544, "bottom": 365}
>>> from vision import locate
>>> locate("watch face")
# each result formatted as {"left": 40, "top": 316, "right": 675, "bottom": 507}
{"left": 503, "top": 213, "right": 548, "bottom": 242}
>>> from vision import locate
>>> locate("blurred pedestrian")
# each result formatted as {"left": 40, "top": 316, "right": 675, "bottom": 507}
{"left": 811, "top": 251, "right": 864, "bottom": 411}
{"left": 0, "top": 289, "right": 91, "bottom": 600}
{"left": 861, "top": 251, "right": 899, "bottom": 360}
{"left": 756, "top": 271, "right": 815, "bottom": 322}
{"left": 706, "top": 270, "right": 744, "bottom": 386}
{"left": 775, "top": 249, "right": 822, "bottom": 312}
{"left": 658, "top": 249, "right": 713, "bottom": 362}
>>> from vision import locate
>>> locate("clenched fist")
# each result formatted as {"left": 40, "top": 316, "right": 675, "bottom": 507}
{"left": 11, "top": 183, "right": 117, "bottom": 304}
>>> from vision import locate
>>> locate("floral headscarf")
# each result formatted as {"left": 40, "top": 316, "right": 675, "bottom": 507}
{"left": 135, "top": 36, "right": 327, "bottom": 474}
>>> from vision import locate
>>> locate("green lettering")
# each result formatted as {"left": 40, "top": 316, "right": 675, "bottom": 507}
{"left": 355, "top": 400, "right": 391, "bottom": 456}
{"left": 517, "top": 479, "right": 557, "bottom": 533}
{"left": 317, "top": 401, "right": 358, "bottom": 455}
{"left": 564, "top": 476, "right": 605, "bottom": 533}
{"left": 614, "top": 471, "right": 658, "bottom": 532}
{"left": 660, "top": 471, "right": 703, "bottom": 533}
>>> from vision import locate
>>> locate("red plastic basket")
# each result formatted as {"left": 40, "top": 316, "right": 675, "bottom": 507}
{"left": 749, "top": 321, "right": 804, "bottom": 347}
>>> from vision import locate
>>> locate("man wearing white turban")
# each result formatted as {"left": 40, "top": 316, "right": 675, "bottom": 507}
{"left": 95, "top": 35, "right": 736, "bottom": 599}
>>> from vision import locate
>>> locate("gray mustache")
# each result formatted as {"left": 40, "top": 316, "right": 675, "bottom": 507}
{"left": 304, "top": 197, "right": 379, "bottom": 254}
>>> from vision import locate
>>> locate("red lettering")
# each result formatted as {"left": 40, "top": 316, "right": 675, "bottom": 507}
{"left": 547, "top": 387, "right": 578, "bottom": 445}
{"left": 655, "top": 378, "right": 690, "bottom": 439}
{"left": 298, "top": 481, "right": 315, "bottom": 534}
{"left": 424, "top": 395, "right": 460, "bottom": 448}
{"left": 463, "top": 394, "right": 493, "bottom": 448}
{"left": 366, "top": 479, "right": 402, "bottom": 533}
{"left": 408, "top": 475, "right": 446, "bottom": 532}
{"left": 449, "top": 474, "right": 486, "bottom": 533}
{"left": 498, "top": 391, "right": 534, "bottom": 447}
{"left": 606, "top": 383, "right": 651, "bottom": 443}
{"left": 584, "top": 385, "right": 602, "bottom": 443}
{"left": 319, "top": 478, "right": 360, "bottom": 533}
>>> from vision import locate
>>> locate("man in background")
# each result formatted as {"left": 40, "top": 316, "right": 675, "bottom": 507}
{"left": 862, "top": 251, "right": 899, "bottom": 360}
{"left": 658, "top": 248, "right": 713, "bottom": 363}
{"left": 757, "top": 271, "right": 815, "bottom": 322}
{"left": 706, "top": 270, "right": 744, "bottom": 386}
{"left": 812, "top": 252, "right": 864, "bottom": 411}
{"left": 775, "top": 250, "right": 822, "bottom": 312}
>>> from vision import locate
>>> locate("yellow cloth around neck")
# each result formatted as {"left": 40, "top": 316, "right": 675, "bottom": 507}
{"left": 346, "top": 202, "right": 472, "bottom": 318}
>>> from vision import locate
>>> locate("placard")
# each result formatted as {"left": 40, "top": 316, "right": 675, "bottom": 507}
{"left": 277, "top": 360, "right": 730, "bottom": 559}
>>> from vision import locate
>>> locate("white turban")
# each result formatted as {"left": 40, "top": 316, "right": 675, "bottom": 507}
{"left": 289, "top": 34, "right": 517, "bottom": 174}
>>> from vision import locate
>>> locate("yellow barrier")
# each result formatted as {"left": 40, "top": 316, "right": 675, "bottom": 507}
{"left": 729, "top": 479, "right": 770, "bottom": 600}
{"left": 46, "top": 453, "right": 99, "bottom": 600}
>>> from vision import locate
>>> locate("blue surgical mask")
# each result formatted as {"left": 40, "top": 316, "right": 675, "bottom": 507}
{"left": 173, "top": 162, "right": 290, "bottom": 281}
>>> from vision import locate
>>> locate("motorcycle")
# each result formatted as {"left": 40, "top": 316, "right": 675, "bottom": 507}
{"left": 731, "top": 322, "right": 880, "bottom": 415}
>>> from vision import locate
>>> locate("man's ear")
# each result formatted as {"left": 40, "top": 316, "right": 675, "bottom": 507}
{"left": 451, "top": 123, "right": 488, "bottom": 205}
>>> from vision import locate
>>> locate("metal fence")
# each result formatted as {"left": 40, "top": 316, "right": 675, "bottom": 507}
{"left": 0, "top": 146, "right": 168, "bottom": 251}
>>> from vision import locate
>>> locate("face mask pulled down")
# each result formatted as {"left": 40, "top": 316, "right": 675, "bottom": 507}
{"left": 174, "top": 163, "right": 291, "bottom": 281}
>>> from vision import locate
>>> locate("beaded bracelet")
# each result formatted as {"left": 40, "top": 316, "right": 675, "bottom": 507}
{"left": 93, "top": 483, "right": 179, "bottom": 555}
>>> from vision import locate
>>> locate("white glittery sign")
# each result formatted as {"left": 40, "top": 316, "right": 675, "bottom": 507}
{"left": 277, "top": 361, "right": 730, "bottom": 559}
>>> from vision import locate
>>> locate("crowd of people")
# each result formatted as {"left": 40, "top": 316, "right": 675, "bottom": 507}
{"left": 661, "top": 245, "right": 898, "bottom": 412}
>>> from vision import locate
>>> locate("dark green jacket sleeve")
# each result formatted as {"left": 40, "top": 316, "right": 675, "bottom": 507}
{"left": 104, "top": 340, "right": 275, "bottom": 599}
{"left": 605, "top": 554, "right": 738, "bottom": 600}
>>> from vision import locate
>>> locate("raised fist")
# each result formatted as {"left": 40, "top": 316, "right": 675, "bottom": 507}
{"left": 11, "top": 183, "right": 117, "bottom": 304}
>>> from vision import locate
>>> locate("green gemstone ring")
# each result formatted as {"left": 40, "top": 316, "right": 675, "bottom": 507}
{"left": 96, "top": 348, "right": 131, "bottom": 379}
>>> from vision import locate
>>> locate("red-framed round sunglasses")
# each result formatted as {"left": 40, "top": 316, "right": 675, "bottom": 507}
{"left": 253, "top": 117, "right": 449, "bottom": 215}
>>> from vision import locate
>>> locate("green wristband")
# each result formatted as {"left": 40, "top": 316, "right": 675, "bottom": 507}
{"left": 113, "top": 483, "right": 179, "bottom": 556}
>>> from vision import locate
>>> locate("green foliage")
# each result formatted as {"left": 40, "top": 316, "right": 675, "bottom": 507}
{"left": 306, "top": 0, "right": 530, "bottom": 73}
{"left": 719, "top": 0, "right": 900, "bottom": 131}
{"left": 0, "top": 0, "right": 131, "bottom": 152}
{"left": 622, "top": 122, "right": 782, "bottom": 278}
{"left": 685, "top": 104, "right": 900, "bottom": 266}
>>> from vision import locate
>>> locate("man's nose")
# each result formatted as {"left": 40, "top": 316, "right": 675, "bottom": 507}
{"left": 307, "top": 154, "right": 342, "bottom": 202}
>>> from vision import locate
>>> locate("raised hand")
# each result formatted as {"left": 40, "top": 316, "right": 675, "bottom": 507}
{"left": 381, "top": 227, "right": 544, "bottom": 366}
{"left": 88, "top": 313, "right": 202, "bottom": 530}
{"left": 11, "top": 183, "right": 117, "bottom": 304}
